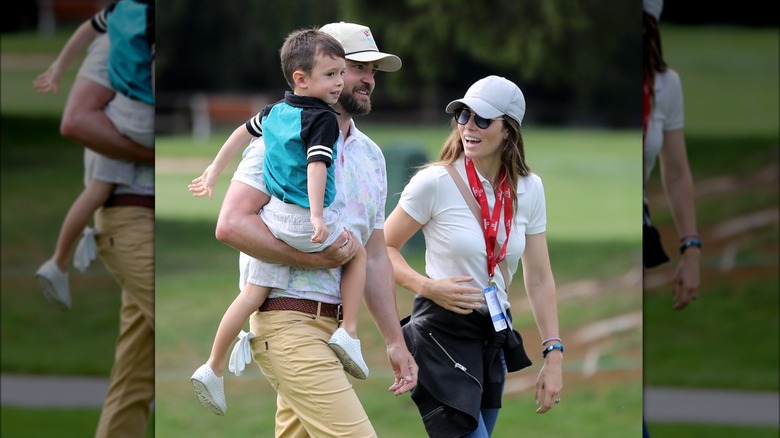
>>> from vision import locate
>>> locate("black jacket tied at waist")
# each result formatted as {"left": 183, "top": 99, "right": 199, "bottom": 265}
{"left": 401, "top": 295, "right": 532, "bottom": 438}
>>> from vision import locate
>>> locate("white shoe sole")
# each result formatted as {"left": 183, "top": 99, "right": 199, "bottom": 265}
{"left": 329, "top": 342, "right": 368, "bottom": 380}
{"left": 328, "top": 328, "right": 369, "bottom": 380}
{"left": 35, "top": 274, "right": 70, "bottom": 311}
{"left": 191, "top": 378, "right": 225, "bottom": 416}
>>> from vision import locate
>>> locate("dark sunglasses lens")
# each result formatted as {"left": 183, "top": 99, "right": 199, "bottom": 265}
{"left": 455, "top": 108, "right": 470, "bottom": 125}
{"left": 474, "top": 114, "right": 490, "bottom": 129}
{"left": 455, "top": 108, "right": 491, "bottom": 129}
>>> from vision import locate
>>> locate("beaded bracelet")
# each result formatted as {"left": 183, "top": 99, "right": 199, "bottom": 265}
{"left": 679, "top": 233, "right": 700, "bottom": 242}
{"left": 679, "top": 239, "right": 702, "bottom": 254}
{"left": 542, "top": 343, "right": 564, "bottom": 359}
{"left": 542, "top": 337, "right": 562, "bottom": 346}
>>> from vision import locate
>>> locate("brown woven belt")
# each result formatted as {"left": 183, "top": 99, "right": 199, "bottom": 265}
{"left": 104, "top": 194, "right": 154, "bottom": 209}
{"left": 259, "top": 297, "right": 342, "bottom": 320}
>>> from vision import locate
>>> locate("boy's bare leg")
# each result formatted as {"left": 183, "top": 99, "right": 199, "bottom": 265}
{"left": 207, "top": 283, "right": 270, "bottom": 376}
{"left": 338, "top": 245, "right": 367, "bottom": 338}
{"left": 328, "top": 245, "right": 370, "bottom": 379}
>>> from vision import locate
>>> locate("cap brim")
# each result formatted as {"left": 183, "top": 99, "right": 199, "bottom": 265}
{"left": 345, "top": 52, "right": 402, "bottom": 72}
{"left": 445, "top": 98, "right": 504, "bottom": 119}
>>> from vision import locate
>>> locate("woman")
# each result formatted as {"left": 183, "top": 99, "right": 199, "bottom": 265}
{"left": 643, "top": 1, "right": 701, "bottom": 436}
{"left": 385, "top": 76, "right": 563, "bottom": 438}
{"left": 643, "top": 0, "right": 701, "bottom": 310}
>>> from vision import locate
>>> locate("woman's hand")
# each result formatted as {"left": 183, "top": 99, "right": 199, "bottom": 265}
{"left": 673, "top": 248, "right": 701, "bottom": 309}
{"left": 535, "top": 351, "right": 563, "bottom": 413}
{"left": 421, "top": 276, "right": 484, "bottom": 314}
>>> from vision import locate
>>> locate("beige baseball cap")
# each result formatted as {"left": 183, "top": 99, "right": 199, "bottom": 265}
{"left": 319, "top": 22, "right": 402, "bottom": 72}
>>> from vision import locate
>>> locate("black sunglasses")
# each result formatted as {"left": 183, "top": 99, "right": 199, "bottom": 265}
{"left": 454, "top": 108, "right": 504, "bottom": 129}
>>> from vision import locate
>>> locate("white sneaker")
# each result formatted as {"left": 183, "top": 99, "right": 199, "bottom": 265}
{"left": 35, "top": 259, "right": 71, "bottom": 311}
{"left": 328, "top": 327, "right": 369, "bottom": 380}
{"left": 191, "top": 363, "right": 226, "bottom": 416}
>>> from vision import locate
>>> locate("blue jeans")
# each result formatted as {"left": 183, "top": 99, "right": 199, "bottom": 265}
{"left": 461, "top": 352, "right": 506, "bottom": 438}
{"left": 461, "top": 408, "right": 501, "bottom": 438}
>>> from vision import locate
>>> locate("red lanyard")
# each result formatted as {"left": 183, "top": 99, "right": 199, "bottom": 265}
{"left": 464, "top": 157, "right": 513, "bottom": 280}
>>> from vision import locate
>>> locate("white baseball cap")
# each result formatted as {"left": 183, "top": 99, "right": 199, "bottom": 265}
{"left": 643, "top": 0, "right": 663, "bottom": 20}
{"left": 445, "top": 76, "right": 526, "bottom": 126}
{"left": 319, "top": 22, "right": 402, "bottom": 72}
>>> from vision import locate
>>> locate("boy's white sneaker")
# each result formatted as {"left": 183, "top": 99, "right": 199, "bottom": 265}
{"left": 191, "top": 363, "right": 226, "bottom": 416}
{"left": 35, "top": 259, "right": 71, "bottom": 311}
{"left": 328, "top": 327, "right": 369, "bottom": 380}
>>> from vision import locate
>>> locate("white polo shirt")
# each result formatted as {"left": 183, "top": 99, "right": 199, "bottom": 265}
{"left": 644, "top": 69, "right": 685, "bottom": 182}
{"left": 398, "top": 156, "right": 547, "bottom": 310}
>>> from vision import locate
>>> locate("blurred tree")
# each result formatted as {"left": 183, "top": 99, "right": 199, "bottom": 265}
{"left": 342, "top": 0, "right": 640, "bottom": 125}
{"left": 156, "top": 0, "right": 640, "bottom": 127}
{"left": 156, "top": 0, "right": 339, "bottom": 93}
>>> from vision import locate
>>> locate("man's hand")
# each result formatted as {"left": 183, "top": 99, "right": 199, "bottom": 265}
{"left": 315, "top": 229, "right": 359, "bottom": 268}
{"left": 386, "top": 342, "right": 418, "bottom": 396}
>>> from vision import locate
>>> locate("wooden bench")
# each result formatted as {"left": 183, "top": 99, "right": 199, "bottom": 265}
{"left": 190, "top": 93, "right": 271, "bottom": 140}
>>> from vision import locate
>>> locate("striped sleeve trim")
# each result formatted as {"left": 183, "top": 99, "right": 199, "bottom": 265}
{"left": 90, "top": 3, "right": 115, "bottom": 33}
{"left": 307, "top": 145, "right": 333, "bottom": 163}
{"left": 245, "top": 112, "right": 263, "bottom": 137}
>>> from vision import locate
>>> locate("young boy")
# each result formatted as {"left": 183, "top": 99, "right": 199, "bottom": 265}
{"left": 34, "top": 0, "right": 154, "bottom": 311}
{"left": 189, "top": 28, "right": 369, "bottom": 416}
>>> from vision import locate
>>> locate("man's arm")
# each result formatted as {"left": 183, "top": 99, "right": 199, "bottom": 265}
{"left": 362, "top": 229, "right": 418, "bottom": 394}
{"left": 215, "top": 179, "right": 356, "bottom": 268}
{"left": 59, "top": 77, "right": 154, "bottom": 165}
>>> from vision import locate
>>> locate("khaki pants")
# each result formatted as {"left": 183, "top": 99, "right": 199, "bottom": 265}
{"left": 94, "top": 206, "right": 154, "bottom": 438}
{"left": 250, "top": 310, "right": 376, "bottom": 438}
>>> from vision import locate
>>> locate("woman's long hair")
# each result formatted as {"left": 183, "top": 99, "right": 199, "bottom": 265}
{"left": 643, "top": 11, "right": 668, "bottom": 100}
{"left": 434, "top": 115, "right": 529, "bottom": 210}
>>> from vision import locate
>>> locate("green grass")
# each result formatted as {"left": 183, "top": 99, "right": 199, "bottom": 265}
{"left": 0, "top": 406, "right": 155, "bottom": 438}
{"left": 661, "top": 25, "right": 779, "bottom": 137}
{"left": 0, "top": 407, "right": 102, "bottom": 438}
{"left": 1, "top": 29, "right": 82, "bottom": 117}
{"left": 1, "top": 115, "right": 121, "bottom": 375}
{"left": 644, "top": 276, "right": 779, "bottom": 390}
{"left": 0, "top": 28, "right": 81, "bottom": 53}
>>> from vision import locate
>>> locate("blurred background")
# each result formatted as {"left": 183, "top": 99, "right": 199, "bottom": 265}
{"left": 641, "top": 3, "right": 779, "bottom": 437}
{"left": 2, "top": 1, "right": 143, "bottom": 437}
{"left": 152, "top": 0, "right": 641, "bottom": 135}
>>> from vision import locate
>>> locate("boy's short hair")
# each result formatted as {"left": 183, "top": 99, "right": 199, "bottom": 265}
{"left": 280, "top": 27, "right": 345, "bottom": 89}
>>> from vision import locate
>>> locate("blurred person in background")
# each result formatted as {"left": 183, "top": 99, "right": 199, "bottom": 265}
{"left": 642, "top": 0, "right": 701, "bottom": 307}
{"left": 32, "top": 0, "right": 155, "bottom": 436}
{"left": 643, "top": 0, "right": 701, "bottom": 435}
{"left": 34, "top": 0, "right": 154, "bottom": 313}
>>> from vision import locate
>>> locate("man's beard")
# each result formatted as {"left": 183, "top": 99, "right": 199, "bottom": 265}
{"left": 339, "top": 87, "right": 372, "bottom": 116}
